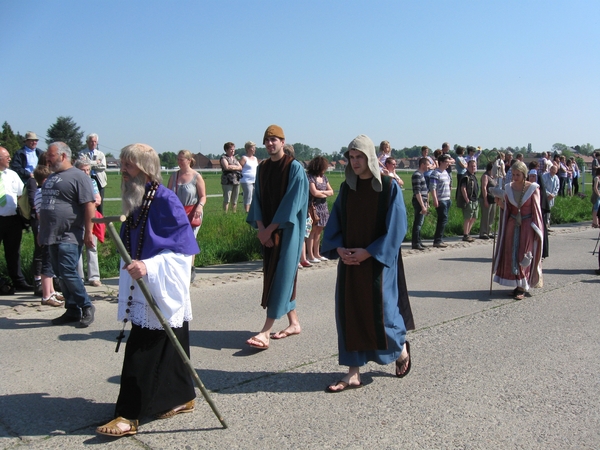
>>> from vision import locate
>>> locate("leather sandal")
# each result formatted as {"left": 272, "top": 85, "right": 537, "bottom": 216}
{"left": 156, "top": 399, "right": 195, "bottom": 419}
{"left": 96, "top": 417, "right": 138, "bottom": 437}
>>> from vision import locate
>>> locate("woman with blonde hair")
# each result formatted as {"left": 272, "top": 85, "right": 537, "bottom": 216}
{"left": 377, "top": 140, "right": 392, "bottom": 171}
{"left": 168, "top": 150, "right": 207, "bottom": 281}
{"left": 240, "top": 141, "right": 258, "bottom": 213}
{"left": 493, "top": 161, "right": 543, "bottom": 300}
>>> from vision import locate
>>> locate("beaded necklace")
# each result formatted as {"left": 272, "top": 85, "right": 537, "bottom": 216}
{"left": 116, "top": 181, "right": 159, "bottom": 352}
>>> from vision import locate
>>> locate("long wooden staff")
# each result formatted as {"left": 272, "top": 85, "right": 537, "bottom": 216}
{"left": 93, "top": 215, "right": 228, "bottom": 429}
{"left": 489, "top": 202, "right": 500, "bottom": 295}
{"left": 593, "top": 229, "right": 600, "bottom": 256}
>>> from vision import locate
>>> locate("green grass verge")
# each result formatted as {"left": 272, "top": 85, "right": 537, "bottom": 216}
{"left": 1, "top": 170, "right": 593, "bottom": 281}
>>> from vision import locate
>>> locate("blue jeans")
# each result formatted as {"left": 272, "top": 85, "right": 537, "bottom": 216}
{"left": 411, "top": 197, "right": 425, "bottom": 247}
{"left": 434, "top": 199, "right": 451, "bottom": 244}
{"left": 49, "top": 243, "right": 92, "bottom": 315}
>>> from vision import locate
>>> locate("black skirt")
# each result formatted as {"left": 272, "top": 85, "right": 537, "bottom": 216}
{"left": 115, "top": 322, "right": 196, "bottom": 419}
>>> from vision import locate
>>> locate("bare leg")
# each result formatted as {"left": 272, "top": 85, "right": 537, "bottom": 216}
{"left": 395, "top": 342, "right": 410, "bottom": 376}
{"left": 246, "top": 316, "right": 275, "bottom": 348}
{"left": 328, "top": 366, "right": 361, "bottom": 391}
{"left": 311, "top": 226, "right": 324, "bottom": 259}
{"left": 41, "top": 275, "right": 54, "bottom": 298}
{"left": 306, "top": 231, "right": 316, "bottom": 260}
{"left": 223, "top": 202, "right": 229, "bottom": 213}
{"left": 300, "top": 241, "right": 308, "bottom": 264}
{"left": 272, "top": 309, "right": 301, "bottom": 339}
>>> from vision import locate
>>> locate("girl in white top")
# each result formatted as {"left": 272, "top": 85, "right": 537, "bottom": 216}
{"left": 377, "top": 140, "right": 392, "bottom": 172}
{"left": 240, "top": 141, "right": 259, "bottom": 213}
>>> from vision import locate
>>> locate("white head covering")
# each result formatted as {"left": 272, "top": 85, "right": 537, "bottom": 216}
{"left": 344, "top": 134, "right": 382, "bottom": 192}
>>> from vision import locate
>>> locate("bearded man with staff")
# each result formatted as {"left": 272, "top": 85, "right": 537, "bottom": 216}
{"left": 96, "top": 143, "right": 200, "bottom": 437}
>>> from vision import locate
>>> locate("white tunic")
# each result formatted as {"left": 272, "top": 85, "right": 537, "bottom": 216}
{"left": 118, "top": 250, "right": 192, "bottom": 330}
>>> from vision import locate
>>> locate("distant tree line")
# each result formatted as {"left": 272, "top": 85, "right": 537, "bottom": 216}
{"left": 1, "top": 117, "right": 85, "bottom": 157}
{"left": 1, "top": 118, "right": 597, "bottom": 164}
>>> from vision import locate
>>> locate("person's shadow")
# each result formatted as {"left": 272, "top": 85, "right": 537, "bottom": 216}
{"left": 0, "top": 393, "right": 113, "bottom": 438}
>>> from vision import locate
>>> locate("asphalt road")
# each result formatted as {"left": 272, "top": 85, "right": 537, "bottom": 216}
{"left": 0, "top": 224, "right": 598, "bottom": 449}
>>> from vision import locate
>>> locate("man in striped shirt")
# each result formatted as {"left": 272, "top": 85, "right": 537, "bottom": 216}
{"left": 411, "top": 158, "right": 429, "bottom": 250}
{"left": 429, "top": 154, "right": 452, "bottom": 248}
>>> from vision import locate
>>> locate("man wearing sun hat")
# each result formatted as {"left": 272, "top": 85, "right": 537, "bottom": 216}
{"left": 10, "top": 131, "right": 44, "bottom": 183}
{"left": 245, "top": 124, "right": 309, "bottom": 349}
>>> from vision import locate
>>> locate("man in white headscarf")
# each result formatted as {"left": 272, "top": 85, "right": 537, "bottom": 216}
{"left": 322, "top": 135, "right": 414, "bottom": 392}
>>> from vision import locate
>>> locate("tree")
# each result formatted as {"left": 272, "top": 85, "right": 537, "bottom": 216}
{"left": 46, "top": 116, "right": 84, "bottom": 153}
{"left": 159, "top": 151, "right": 177, "bottom": 168}
{"left": 577, "top": 143, "right": 595, "bottom": 156}
{"left": 293, "top": 143, "right": 322, "bottom": 161}
{"left": 0, "top": 121, "right": 23, "bottom": 156}
{"left": 551, "top": 143, "right": 568, "bottom": 154}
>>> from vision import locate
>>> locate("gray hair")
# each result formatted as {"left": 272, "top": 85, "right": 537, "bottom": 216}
{"left": 120, "top": 143, "right": 162, "bottom": 184}
{"left": 87, "top": 133, "right": 99, "bottom": 142}
{"left": 75, "top": 156, "right": 92, "bottom": 169}
{"left": 49, "top": 142, "right": 72, "bottom": 160}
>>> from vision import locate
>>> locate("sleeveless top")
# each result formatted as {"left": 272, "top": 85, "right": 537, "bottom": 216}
{"left": 241, "top": 156, "right": 258, "bottom": 184}
{"left": 171, "top": 172, "right": 199, "bottom": 206}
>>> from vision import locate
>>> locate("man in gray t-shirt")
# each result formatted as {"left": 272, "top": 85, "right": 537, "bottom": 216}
{"left": 40, "top": 142, "right": 96, "bottom": 328}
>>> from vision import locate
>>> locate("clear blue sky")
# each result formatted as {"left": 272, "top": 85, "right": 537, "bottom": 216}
{"left": 1, "top": 0, "right": 598, "bottom": 156}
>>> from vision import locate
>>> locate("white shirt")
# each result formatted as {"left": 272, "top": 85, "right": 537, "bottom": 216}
{"left": 118, "top": 250, "right": 193, "bottom": 330}
{"left": 0, "top": 168, "right": 24, "bottom": 217}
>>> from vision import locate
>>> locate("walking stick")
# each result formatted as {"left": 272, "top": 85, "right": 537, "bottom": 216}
{"left": 93, "top": 215, "right": 228, "bottom": 429}
{"left": 593, "top": 229, "right": 600, "bottom": 256}
{"left": 489, "top": 202, "right": 500, "bottom": 295}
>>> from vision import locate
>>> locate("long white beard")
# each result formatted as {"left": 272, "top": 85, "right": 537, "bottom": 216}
{"left": 121, "top": 173, "right": 147, "bottom": 216}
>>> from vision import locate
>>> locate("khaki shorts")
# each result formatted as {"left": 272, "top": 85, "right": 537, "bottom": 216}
{"left": 462, "top": 200, "right": 479, "bottom": 220}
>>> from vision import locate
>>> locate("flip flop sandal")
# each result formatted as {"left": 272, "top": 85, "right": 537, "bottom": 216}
{"left": 96, "top": 417, "right": 138, "bottom": 437}
{"left": 270, "top": 330, "right": 300, "bottom": 340}
{"left": 247, "top": 336, "right": 269, "bottom": 350}
{"left": 396, "top": 341, "right": 411, "bottom": 378}
{"left": 326, "top": 380, "right": 363, "bottom": 393}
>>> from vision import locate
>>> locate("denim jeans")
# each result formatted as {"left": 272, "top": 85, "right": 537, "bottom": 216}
{"left": 411, "top": 197, "right": 425, "bottom": 247}
{"left": 49, "top": 243, "right": 92, "bottom": 315}
{"left": 434, "top": 199, "right": 451, "bottom": 244}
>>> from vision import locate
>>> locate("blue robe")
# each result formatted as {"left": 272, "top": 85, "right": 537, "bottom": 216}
{"left": 121, "top": 183, "right": 199, "bottom": 259}
{"left": 247, "top": 156, "right": 309, "bottom": 319}
{"left": 322, "top": 176, "right": 411, "bottom": 367}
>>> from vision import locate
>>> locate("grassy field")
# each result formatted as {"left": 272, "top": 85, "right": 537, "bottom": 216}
{"left": 1, "top": 169, "right": 594, "bottom": 281}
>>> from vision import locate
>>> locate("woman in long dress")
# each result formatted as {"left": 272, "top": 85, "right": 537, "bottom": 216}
{"left": 493, "top": 161, "right": 543, "bottom": 300}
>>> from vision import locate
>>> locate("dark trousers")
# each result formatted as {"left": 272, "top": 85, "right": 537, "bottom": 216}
{"left": 0, "top": 214, "right": 27, "bottom": 284}
{"left": 559, "top": 177, "right": 566, "bottom": 197}
{"left": 30, "top": 217, "right": 42, "bottom": 277}
{"left": 573, "top": 177, "right": 579, "bottom": 195}
{"left": 115, "top": 322, "right": 195, "bottom": 419}
{"left": 411, "top": 197, "right": 425, "bottom": 247}
{"left": 434, "top": 199, "right": 451, "bottom": 244}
